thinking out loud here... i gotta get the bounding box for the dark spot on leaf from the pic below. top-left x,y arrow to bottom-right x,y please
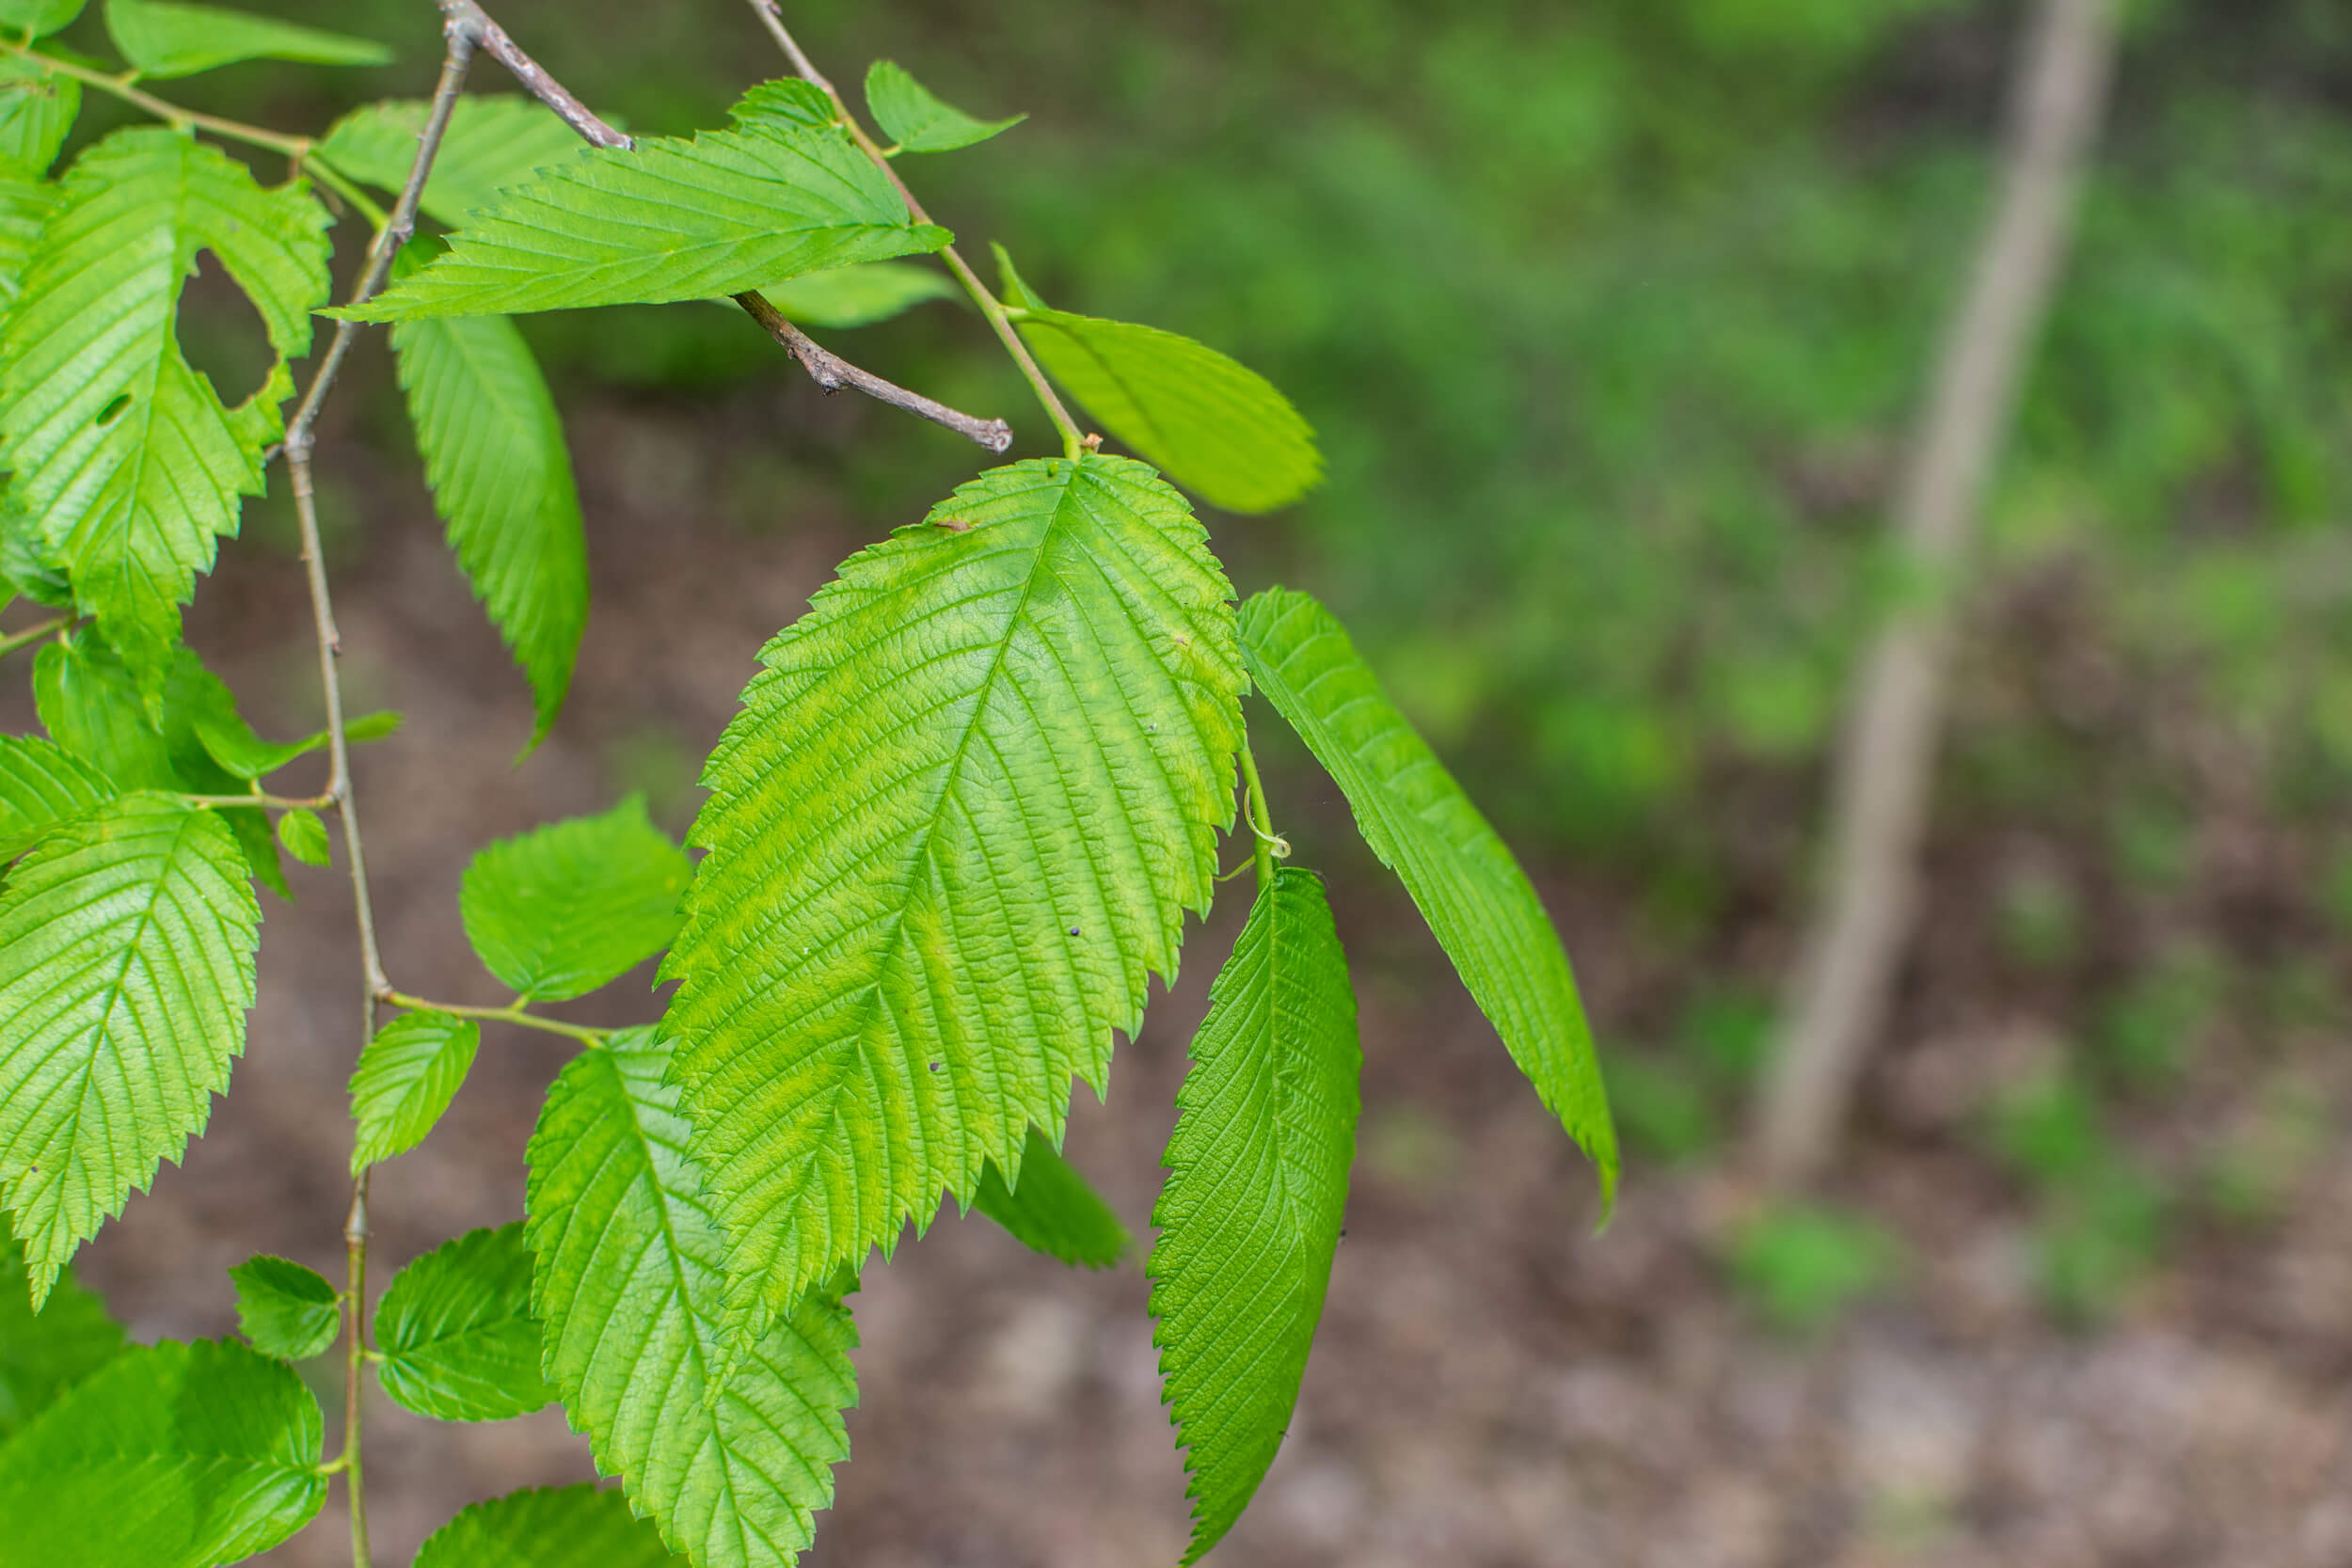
1069,927 -> 1081,937
96,393 -> 131,426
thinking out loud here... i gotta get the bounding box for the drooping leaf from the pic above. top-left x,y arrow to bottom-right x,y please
0,732 -> 116,860
0,1232 -> 125,1441
227,1255 -> 338,1360
0,795 -> 259,1307
346,1010 -> 478,1172
317,96 -> 595,229
187,695 -> 400,782
0,1338 -> 326,1566
33,630 -> 177,790
0,127 -> 330,697
373,1223 -> 553,1422
527,1029 -> 859,1568
342,95 -> 950,322
666,452 -> 1244,1310
0,0 -> 85,40
995,247 -> 1320,515
0,55 -> 76,174
863,59 -> 1024,153
275,807 -> 329,866
461,798 -> 689,1002
390,273 -> 586,745
103,0 -> 390,79
1151,866 -> 1360,1562
758,261 -> 957,328
413,1485 -> 687,1568
1238,589 -> 1617,1199
972,1129 -> 1130,1269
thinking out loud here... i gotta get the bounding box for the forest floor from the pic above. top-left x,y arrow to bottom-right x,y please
32,379 -> 2352,1568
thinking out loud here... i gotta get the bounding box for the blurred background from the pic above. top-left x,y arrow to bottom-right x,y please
15,0 -> 2352,1562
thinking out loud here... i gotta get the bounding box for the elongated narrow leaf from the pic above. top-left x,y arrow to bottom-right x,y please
0,733 -> 115,860
103,0 -> 390,78
414,1485 -> 686,1568
0,127 -> 329,696
666,453 -> 1245,1310
1239,589 -> 1617,1197
462,799 -> 689,1001
374,1223 -> 552,1421
528,1030 -> 859,1568
1152,866 -> 1359,1562
346,1010 -> 478,1171
0,0 -> 84,39
996,248 -> 1319,515
0,55 -> 76,174
317,97 -> 592,228
227,1255 -> 338,1360
973,1130 -> 1130,1268
0,1233 -> 125,1441
0,1338 -> 326,1566
190,702 -> 399,781
863,59 -> 1023,153
392,293 -> 586,743
0,795 -> 259,1307
759,261 -> 956,328
344,96 -> 950,322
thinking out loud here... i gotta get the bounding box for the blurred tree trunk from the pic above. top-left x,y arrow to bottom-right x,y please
1754,0 -> 2121,1189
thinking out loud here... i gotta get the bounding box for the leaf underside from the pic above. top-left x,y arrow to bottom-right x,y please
664,452 -> 1246,1313
758,261 -> 957,329
227,1254 -> 339,1361
345,1010 -> 480,1171
1151,866 -> 1361,1563
863,59 -> 1025,154
971,1129 -> 1132,1269
413,1484 -> 687,1568
373,1223 -> 554,1422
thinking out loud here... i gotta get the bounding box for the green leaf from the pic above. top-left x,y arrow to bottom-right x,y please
227,1255 -> 338,1360
33,630 -> 177,790
730,79 -> 834,134
863,59 -> 1024,153
1238,589 -> 1618,1200
0,166 -> 53,312
0,1338 -> 326,1566
0,1231 -> 125,1441
666,452 -> 1245,1310
391,288 -> 586,745
103,0 -> 390,78
0,127 -> 330,698
346,1010 -> 478,1172
187,697 -> 400,781
1151,866 -> 1360,1563
342,98 -> 951,322
460,799 -> 689,1002
757,261 -> 957,328
0,733 -> 116,861
972,1129 -> 1130,1268
414,1485 -> 687,1568
0,55 -> 77,174
317,97 -> 595,229
275,806 -> 329,866
995,247 -> 1319,515
0,795 -> 259,1307
0,0 -> 85,38
527,1029 -> 859,1568
374,1222 -> 552,1422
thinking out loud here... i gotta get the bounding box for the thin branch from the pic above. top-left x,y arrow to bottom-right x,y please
438,0 -> 633,150
744,0 -> 1085,458
379,989 -> 617,1046
1237,739 -> 1279,894
0,614 -> 69,660
735,292 -> 1012,452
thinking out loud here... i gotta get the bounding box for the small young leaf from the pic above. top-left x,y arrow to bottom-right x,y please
373,1223 -> 553,1422
318,97 -> 595,229
347,1011 -> 479,1172
863,59 -> 1024,153
0,1232 -> 125,1441
730,78 -> 835,134
995,248 -> 1321,515
103,0 -> 391,79
972,1130 -> 1131,1268
461,798 -> 690,1001
667,453 -> 1245,1313
342,96 -> 950,322
1239,589 -> 1618,1200
0,1338 -> 326,1566
0,733 -> 116,861
413,1485 -> 686,1568
527,1029 -> 859,1568
390,274 -> 586,746
1152,866 -> 1360,1562
0,55 -> 77,174
274,807 -> 330,867
228,1255 -> 339,1360
0,0 -> 84,38
758,261 -> 957,328
0,795 -> 260,1307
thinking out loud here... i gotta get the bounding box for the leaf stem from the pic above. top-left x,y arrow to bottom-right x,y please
1237,738 -> 1279,893
377,989 -> 616,1046
0,614 -> 70,660
179,790 -> 334,811
2,40 -> 307,156
742,0 -> 1088,460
